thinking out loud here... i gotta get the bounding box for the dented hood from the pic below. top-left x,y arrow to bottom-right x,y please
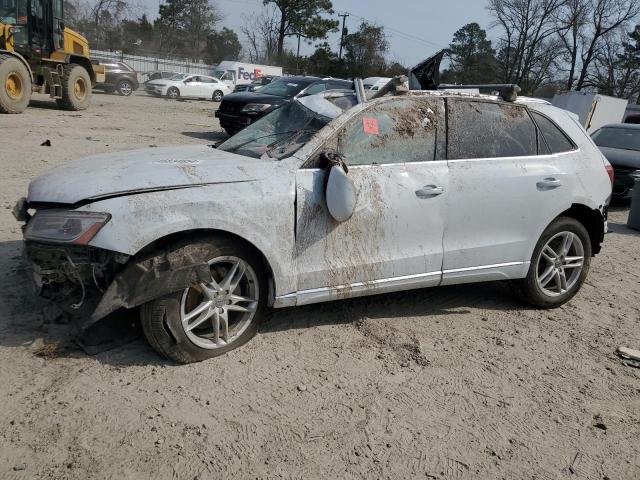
28,145 -> 271,205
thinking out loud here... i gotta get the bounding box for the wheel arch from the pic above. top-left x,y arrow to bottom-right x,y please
135,228 -> 277,296
0,50 -> 33,81
85,228 -> 280,335
69,55 -> 95,82
557,203 -> 605,255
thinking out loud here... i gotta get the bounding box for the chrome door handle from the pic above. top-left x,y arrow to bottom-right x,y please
415,185 -> 444,198
537,177 -> 562,189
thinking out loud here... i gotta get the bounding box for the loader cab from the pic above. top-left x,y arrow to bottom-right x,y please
2,0 -> 65,59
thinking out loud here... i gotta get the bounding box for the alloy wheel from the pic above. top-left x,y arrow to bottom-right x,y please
180,256 -> 259,349
536,231 -> 585,297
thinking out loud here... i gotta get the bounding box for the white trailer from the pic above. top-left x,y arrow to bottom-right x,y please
213,61 -> 283,89
552,91 -> 628,133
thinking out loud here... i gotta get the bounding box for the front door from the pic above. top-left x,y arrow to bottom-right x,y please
441,98 -> 574,284
294,97 -> 449,304
182,76 -> 201,97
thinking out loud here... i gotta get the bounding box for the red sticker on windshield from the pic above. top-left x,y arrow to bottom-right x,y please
363,117 -> 379,135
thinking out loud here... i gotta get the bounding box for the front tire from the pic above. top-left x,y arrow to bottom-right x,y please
212,90 -> 224,102
514,216 -> 591,308
166,87 -> 180,99
0,54 -> 32,114
140,237 -> 267,363
56,63 -> 92,110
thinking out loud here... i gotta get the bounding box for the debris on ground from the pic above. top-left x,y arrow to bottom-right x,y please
39,139 -> 51,147
616,346 -> 640,368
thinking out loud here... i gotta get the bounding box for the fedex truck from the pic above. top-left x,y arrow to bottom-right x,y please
213,61 -> 283,89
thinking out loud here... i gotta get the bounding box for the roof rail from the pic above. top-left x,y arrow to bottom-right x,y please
438,84 -> 521,102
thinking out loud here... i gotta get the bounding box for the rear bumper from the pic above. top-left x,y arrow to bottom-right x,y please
613,170 -> 639,198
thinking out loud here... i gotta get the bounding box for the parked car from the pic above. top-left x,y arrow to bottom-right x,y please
92,59 -> 140,96
363,77 -> 392,92
215,76 -> 353,135
233,75 -> 279,93
625,113 -> 640,124
591,124 -> 640,198
142,71 -> 179,84
15,84 -> 612,363
145,73 -> 232,101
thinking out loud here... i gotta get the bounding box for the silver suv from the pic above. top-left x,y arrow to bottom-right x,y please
15,87 -> 612,363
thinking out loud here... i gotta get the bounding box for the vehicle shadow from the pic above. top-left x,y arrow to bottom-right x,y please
608,221 -> 640,237
181,131 -> 228,142
261,281 -> 521,336
0,238 -> 523,367
27,98 -> 63,110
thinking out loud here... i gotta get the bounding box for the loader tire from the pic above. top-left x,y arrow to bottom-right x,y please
0,54 -> 31,114
56,63 -> 92,111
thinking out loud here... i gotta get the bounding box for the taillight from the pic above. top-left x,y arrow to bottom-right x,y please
605,164 -> 614,186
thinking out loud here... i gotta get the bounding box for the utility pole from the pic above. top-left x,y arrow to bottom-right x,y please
296,33 -> 301,74
338,13 -> 349,61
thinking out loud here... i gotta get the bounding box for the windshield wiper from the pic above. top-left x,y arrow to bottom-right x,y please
223,130 -> 304,153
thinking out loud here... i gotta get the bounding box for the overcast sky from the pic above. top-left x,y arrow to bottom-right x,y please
140,0 -> 493,66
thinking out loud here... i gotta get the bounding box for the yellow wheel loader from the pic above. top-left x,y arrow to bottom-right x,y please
0,0 -> 104,113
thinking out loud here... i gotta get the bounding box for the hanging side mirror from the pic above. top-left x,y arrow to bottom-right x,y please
323,153 -> 356,222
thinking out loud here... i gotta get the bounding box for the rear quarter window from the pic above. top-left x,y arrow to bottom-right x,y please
447,100 -> 537,159
531,111 -> 576,153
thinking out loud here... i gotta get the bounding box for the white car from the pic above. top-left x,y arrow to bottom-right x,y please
16,84 -> 612,363
363,76 -> 392,92
145,73 -> 232,101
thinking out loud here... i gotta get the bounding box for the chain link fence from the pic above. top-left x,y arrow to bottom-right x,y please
90,50 -> 217,76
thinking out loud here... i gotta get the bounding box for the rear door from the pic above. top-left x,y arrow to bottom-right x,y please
294,97 -> 448,302
441,98 -> 574,284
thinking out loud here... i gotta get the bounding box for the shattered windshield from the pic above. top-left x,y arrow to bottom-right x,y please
217,101 -> 331,160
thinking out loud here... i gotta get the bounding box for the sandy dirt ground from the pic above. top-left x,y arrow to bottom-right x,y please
0,91 -> 639,480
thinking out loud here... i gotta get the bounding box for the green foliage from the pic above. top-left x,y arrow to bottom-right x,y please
157,0 -> 221,59
263,0 -> 338,60
342,21 -> 388,77
205,27 -> 243,64
444,23 -> 497,84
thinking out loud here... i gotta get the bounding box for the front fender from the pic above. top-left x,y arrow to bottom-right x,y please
77,181 -> 296,298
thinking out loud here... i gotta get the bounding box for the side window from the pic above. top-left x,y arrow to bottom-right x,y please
304,83 -> 327,95
338,98 -> 444,166
447,100 -> 537,159
200,77 -> 214,83
532,111 -> 576,154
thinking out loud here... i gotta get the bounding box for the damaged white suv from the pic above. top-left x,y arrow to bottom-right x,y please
15,84 -> 612,363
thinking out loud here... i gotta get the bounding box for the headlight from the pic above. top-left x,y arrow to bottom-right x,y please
241,103 -> 272,114
24,210 -> 111,245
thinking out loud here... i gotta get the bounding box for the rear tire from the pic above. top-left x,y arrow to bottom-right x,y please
513,216 -> 591,308
212,90 -> 223,102
116,79 -> 133,96
167,87 -> 180,99
0,54 -> 31,114
56,63 -> 91,111
140,237 -> 267,363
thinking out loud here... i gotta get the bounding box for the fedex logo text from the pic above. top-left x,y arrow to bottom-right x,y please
238,67 -> 262,81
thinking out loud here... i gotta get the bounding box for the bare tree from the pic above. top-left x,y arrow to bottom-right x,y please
241,6 -> 279,63
556,0 -> 590,89
589,28 -> 640,100
488,0 -> 569,93
572,0 -> 640,90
